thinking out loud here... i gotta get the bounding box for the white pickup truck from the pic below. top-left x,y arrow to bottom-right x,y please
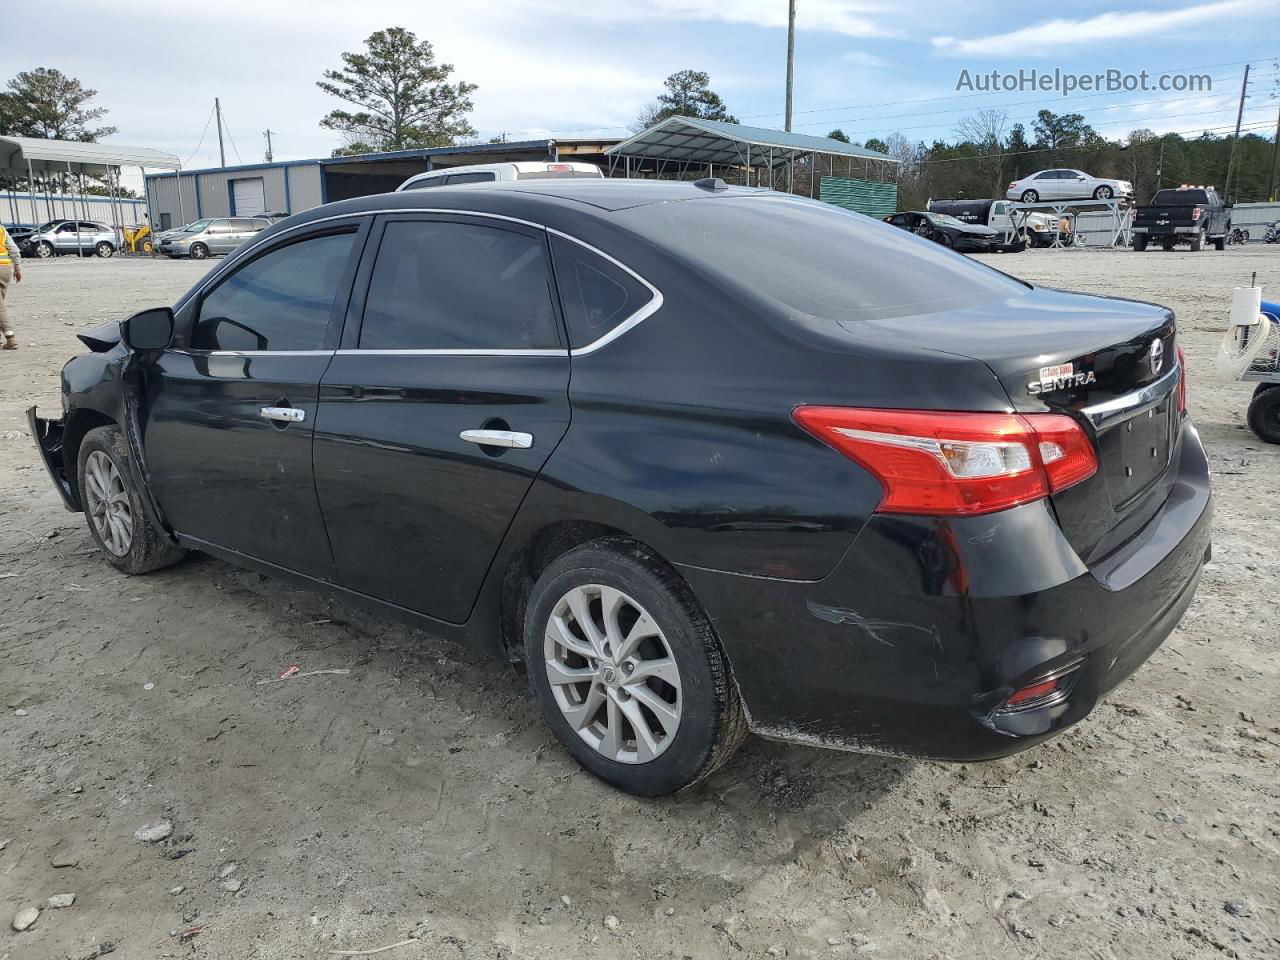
927,198 -> 1056,248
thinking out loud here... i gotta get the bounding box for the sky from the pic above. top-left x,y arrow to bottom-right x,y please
10,0 -> 1280,191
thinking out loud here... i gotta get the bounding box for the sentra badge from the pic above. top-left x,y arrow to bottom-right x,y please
1027,362 -> 1096,396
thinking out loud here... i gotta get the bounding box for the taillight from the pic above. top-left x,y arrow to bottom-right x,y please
1176,345 -> 1187,413
1192,207 -> 1201,221
792,407 -> 1097,516
547,163 -> 572,172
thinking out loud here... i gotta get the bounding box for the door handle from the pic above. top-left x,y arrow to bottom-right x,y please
460,429 -> 533,449
260,406 -> 306,423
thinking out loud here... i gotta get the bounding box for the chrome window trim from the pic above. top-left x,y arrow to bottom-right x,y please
1081,362 -> 1180,429
174,207 -> 665,358
334,348 -> 565,358
169,349 -> 334,358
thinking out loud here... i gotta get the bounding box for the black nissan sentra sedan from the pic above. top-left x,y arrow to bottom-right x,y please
29,179 -> 1212,796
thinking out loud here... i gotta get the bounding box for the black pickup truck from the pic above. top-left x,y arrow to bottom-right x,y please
1131,187 -> 1230,251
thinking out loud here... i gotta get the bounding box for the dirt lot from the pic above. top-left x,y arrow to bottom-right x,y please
1,249 -> 1277,960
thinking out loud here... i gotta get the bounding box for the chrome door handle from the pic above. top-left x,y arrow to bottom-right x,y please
460,429 -> 533,449
260,406 -> 306,423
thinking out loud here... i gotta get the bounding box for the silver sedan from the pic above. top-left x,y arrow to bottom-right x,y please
1006,169 -> 1133,203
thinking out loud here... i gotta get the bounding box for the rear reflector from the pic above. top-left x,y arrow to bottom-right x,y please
792,407 -> 1097,516
1176,345 -> 1187,413
1005,678 -> 1059,706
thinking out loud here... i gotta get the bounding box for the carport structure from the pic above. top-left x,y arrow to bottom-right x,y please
604,116 -> 899,197
1,135 -> 181,251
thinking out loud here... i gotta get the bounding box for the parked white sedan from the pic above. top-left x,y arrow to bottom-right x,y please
1007,169 -> 1132,203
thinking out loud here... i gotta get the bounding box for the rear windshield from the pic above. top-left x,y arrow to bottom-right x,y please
1151,189 -> 1208,205
621,195 -> 1027,322
516,170 -> 603,180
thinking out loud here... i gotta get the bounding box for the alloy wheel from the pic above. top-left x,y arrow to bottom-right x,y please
543,584 -> 682,764
84,450 -> 133,557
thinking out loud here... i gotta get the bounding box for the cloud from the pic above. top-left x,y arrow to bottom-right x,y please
930,0 -> 1263,55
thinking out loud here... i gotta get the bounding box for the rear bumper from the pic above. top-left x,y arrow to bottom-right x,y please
28,407 -> 79,512
678,421 -> 1212,761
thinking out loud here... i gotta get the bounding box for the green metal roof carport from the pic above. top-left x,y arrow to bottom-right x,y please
604,116 -> 899,197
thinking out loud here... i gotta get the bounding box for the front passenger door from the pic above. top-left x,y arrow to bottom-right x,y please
313,214 -> 572,622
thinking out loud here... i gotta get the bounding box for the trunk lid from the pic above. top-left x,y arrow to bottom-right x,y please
844,286 -> 1179,564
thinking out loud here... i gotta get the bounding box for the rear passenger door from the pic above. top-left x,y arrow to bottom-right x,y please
312,213 -> 571,623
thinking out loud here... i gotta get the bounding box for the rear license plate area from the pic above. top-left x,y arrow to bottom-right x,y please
1100,397 -> 1174,505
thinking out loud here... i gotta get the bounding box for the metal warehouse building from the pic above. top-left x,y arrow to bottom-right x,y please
143,138 -> 619,231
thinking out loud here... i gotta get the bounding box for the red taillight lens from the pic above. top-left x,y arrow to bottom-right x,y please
1176,345 -> 1187,413
1191,207 -> 1201,221
792,407 -> 1097,516
547,163 -> 572,172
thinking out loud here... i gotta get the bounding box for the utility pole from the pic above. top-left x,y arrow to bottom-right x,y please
1156,137 -> 1165,190
1223,64 -> 1249,200
215,97 -> 227,168
264,129 -> 274,163
1269,103 -> 1280,201
784,0 -> 796,132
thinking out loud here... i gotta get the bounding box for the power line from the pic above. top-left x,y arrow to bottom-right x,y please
182,105 -> 217,167
219,106 -> 244,164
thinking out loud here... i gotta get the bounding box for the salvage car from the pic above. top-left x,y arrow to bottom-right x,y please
1007,169 -> 1133,203
29,179 -> 1212,795
926,198 -> 1056,247
883,210 -> 1024,252
22,219 -> 118,258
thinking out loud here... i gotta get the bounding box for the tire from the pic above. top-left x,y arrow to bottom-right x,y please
938,233 -> 954,248
1133,234 -> 1148,252
1190,230 -> 1204,252
35,241 -> 54,259
95,241 -> 114,258
76,425 -> 187,575
189,243 -> 209,260
141,240 -> 154,253
1094,185 -> 1114,200
1246,385 -> 1280,445
1020,190 -> 1038,203
525,540 -> 746,796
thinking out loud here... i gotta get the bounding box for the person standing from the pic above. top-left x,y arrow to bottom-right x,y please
0,222 -> 21,349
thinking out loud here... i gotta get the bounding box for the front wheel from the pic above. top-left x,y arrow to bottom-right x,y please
1094,185 -> 1114,200
76,425 -> 187,575
95,241 -> 114,258
525,541 -> 746,796
1020,190 -> 1039,203
34,241 -> 54,259
189,243 -> 209,260
1247,385 -> 1280,444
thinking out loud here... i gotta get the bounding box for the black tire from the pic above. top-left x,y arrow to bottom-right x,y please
525,539 -> 746,796
76,425 -> 187,575
189,243 -> 209,260
35,241 -> 54,259
95,241 -> 114,258
1247,385 -> 1280,444
1020,190 -> 1038,203
1213,236 -> 1226,251
1094,185 -> 1113,200
1133,234 -> 1148,252
1190,229 -> 1204,252
938,233 -> 954,248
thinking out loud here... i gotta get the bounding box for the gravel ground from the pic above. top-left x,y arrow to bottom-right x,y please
0,249 -> 1277,960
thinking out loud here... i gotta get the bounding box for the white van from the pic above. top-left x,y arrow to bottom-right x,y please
396,161 -> 602,192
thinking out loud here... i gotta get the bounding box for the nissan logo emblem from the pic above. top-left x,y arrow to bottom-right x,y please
1149,339 -> 1164,376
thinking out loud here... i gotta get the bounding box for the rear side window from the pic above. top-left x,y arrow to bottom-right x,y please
360,220 -> 559,350
621,195 -> 1027,323
549,235 -> 654,349
191,232 -> 355,351
404,176 -> 445,190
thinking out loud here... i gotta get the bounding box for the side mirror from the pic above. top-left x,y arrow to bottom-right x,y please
120,307 -> 174,352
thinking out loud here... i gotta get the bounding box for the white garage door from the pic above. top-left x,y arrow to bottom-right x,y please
231,177 -> 266,216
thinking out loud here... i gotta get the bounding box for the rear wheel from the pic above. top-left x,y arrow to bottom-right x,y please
1190,229 -> 1205,252
525,540 -> 746,795
189,243 -> 209,260
1247,385 -> 1280,444
1020,190 -> 1039,203
77,425 -> 187,575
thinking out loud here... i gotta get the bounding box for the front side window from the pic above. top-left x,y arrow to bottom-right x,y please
360,220 -> 559,351
549,235 -> 653,350
191,232 -> 355,351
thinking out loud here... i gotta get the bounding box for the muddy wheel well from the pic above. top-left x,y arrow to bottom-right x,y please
62,409 -> 117,508
499,520 -> 647,663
